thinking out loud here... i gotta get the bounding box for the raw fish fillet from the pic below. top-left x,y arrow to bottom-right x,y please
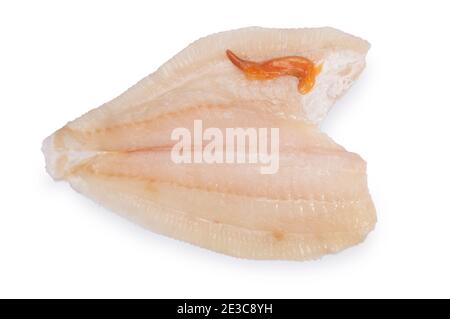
43,27 -> 376,260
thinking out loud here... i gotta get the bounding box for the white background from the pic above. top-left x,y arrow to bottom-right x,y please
1,0 -> 449,298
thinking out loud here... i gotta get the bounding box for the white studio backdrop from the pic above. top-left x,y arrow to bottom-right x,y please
0,1 -> 449,298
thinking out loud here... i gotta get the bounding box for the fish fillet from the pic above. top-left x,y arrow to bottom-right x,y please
42,27 -> 376,260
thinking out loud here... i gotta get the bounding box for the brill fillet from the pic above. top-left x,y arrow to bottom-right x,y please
42,27 -> 376,260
